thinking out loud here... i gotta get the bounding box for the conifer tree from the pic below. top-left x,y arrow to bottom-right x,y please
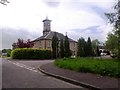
77,37 -> 86,57
64,35 -> 71,57
77,39 -> 81,57
52,32 -> 58,58
96,45 -> 100,56
86,37 -> 93,56
60,39 -> 64,58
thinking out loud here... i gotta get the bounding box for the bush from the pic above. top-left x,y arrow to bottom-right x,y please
7,49 -> 12,57
54,58 -> 120,78
11,48 -> 52,59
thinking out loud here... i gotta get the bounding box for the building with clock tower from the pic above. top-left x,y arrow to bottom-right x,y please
32,17 -> 77,56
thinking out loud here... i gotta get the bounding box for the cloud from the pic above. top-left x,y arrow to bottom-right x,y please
42,0 -> 60,7
1,28 -> 40,49
0,30 -> 2,50
0,0 -> 115,49
87,6 -> 108,21
59,0 -> 115,24
67,25 -> 109,42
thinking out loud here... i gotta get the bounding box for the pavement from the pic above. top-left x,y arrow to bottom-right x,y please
38,62 -> 120,90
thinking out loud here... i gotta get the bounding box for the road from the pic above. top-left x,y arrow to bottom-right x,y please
2,58 -> 84,89
0,58 -> 2,89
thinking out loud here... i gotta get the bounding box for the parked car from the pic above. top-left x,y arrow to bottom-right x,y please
100,52 -> 107,56
100,49 -> 110,56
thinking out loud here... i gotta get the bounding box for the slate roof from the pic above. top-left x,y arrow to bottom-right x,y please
33,31 -> 76,42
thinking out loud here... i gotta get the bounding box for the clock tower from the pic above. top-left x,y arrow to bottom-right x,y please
42,16 -> 51,36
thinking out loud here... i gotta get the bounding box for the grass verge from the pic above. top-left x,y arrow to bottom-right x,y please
54,58 -> 120,78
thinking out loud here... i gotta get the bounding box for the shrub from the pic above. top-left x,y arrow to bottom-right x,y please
11,48 -> 52,59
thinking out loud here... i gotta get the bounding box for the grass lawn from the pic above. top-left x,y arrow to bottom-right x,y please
54,58 -> 120,78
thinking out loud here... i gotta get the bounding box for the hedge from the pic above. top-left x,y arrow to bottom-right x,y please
11,48 -> 52,59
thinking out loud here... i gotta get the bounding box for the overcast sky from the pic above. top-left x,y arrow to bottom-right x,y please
0,0 -> 115,49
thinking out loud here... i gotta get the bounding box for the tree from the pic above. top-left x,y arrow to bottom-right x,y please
105,0 -> 120,58
60,39 -> 64,58
12,42 -> 17,49
77,39 -> 81,57
25,39 -> 34,48
105,33 -> 118,51
96,45 -> 100,56
86,37 -> 93,56
52,32 -> 58,58
2,49 -> 12,57
2,49 -> 7,53
64,35 -> 71,57
92,39 -> 100,56
77,37 -> 86,57
12,38 -> 34,49
17,38 -> 24,48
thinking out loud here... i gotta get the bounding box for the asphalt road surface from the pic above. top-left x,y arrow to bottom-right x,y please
2,58 -> 84,89
0,58 -> 2,89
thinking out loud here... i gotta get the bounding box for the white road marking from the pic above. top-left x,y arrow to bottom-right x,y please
8,60 -> 38,73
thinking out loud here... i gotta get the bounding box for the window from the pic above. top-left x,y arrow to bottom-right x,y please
47,41 -> 51,48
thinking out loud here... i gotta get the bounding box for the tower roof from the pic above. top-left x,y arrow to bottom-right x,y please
42,17 -> 51,22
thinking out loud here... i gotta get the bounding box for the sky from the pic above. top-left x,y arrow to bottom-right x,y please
0,0 -> 115,49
